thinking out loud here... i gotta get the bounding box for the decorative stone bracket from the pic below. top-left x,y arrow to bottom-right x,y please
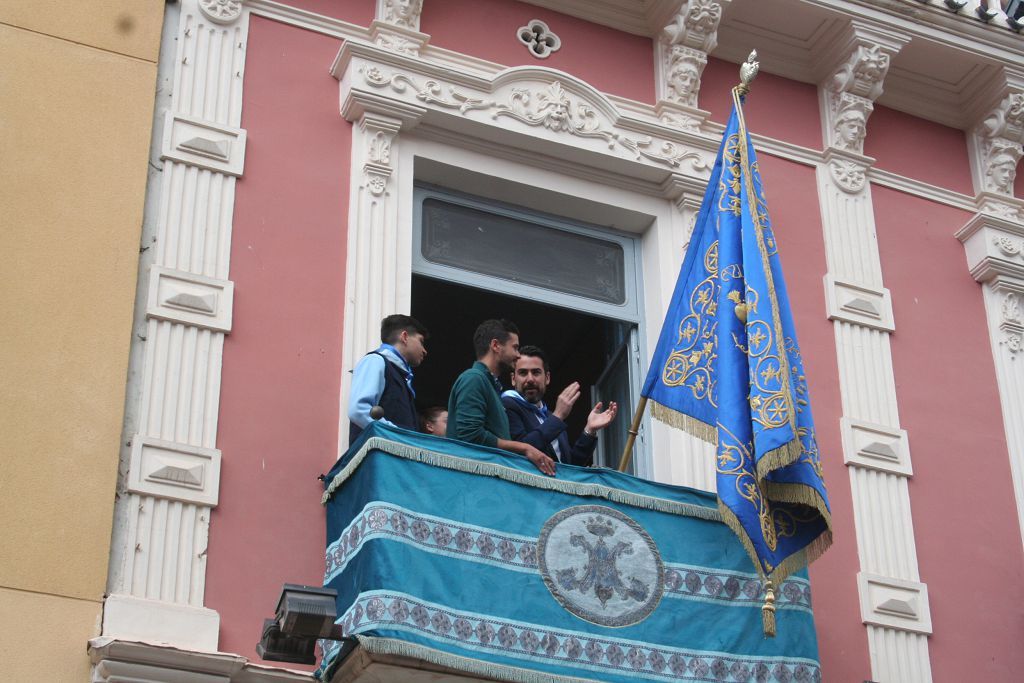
968,82 -> 1024,197
818,23 -> 910,155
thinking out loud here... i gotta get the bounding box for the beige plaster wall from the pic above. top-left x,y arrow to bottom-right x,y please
0,2 -> 164,679
0,587 -> 100,682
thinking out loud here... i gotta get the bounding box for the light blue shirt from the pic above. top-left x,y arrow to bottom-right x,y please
348,344 -> 414,429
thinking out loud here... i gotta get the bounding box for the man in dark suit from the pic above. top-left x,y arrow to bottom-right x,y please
501,345 -> 618,467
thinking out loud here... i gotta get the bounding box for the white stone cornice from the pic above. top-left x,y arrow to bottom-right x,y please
956,212 -> 1024,283
89,637 -> 313,682
867,167 -> 975,211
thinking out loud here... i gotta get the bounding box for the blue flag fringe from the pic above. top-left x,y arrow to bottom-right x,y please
641,88 -> 832,606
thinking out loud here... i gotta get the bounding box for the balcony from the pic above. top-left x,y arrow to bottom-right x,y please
317,424 -> 820,683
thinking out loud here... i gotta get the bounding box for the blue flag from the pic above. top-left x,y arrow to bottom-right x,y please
641,89 -> 832,624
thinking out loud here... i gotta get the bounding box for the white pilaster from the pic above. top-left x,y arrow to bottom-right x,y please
815,22 -> 933,682
104,0 -> 249,650
960,75 -> 1024,550
336,87 -> 425,449
957,206 -> 1024,551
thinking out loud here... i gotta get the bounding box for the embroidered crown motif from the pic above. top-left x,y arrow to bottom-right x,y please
585,516 -> 615,537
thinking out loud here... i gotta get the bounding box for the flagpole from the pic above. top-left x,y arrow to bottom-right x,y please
616,396 -> 647,472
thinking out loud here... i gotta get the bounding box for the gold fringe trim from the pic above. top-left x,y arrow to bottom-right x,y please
718,498 -> 833,612
765,481 -> 834,531
754,437 -> 804,481
354,635 -> 599,683
322,437 -> 722,523
650,401 -> 717,445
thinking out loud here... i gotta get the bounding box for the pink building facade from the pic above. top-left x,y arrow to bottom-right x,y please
91,1 -> 1024,682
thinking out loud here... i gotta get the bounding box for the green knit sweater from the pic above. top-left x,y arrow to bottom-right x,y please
446,361 -> 510,448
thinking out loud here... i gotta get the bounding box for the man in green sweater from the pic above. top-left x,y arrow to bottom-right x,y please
447,319 -> 557,476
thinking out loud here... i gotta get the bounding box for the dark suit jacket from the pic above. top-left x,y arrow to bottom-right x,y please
502,394 -> 597,466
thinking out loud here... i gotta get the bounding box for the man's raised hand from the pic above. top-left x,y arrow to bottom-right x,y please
586,401 -> 619,433
553,381 -> 581,420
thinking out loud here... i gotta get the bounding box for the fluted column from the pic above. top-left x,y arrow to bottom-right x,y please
958,74 -> 1024,552
815,22 -> 934,683
103,0 -> 249,650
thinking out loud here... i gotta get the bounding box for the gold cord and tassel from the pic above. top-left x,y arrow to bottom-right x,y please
761,579 -> 776,638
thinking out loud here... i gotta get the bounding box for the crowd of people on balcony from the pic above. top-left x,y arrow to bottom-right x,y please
347,315 -> 618,475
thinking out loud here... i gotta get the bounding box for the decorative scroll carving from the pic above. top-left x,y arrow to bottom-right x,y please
378,0 -> 423,30
375,32 -> 418,56
198,0 -> 244,24
1003,291 -> 1022,325
994,234 -> 1024,259
493,82 -> 615,145
359,67 -> 709,173
517,20 -> 561,59
829,158 -> 867,193
618,136 -> 706,169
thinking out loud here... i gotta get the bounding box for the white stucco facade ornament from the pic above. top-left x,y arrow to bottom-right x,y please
378,0 -> 423,30
355,64 -> 711,173
970,88 -> 1024,196
656,0 -> 726,110
517,20 -> 561,59
829,93 -> 872,154
821,25 -> 908,155
198,0 -> 244,24
663,0 -> 723,52
829,157 -> 867,193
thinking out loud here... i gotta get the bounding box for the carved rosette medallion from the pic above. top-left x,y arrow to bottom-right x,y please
829,158 -> 867,193
994,235 -> 1024,259
198,0 -> 244,24
537,505 -> 665,627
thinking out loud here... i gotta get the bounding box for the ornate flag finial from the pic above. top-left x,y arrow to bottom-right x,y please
737,50 -> 760,96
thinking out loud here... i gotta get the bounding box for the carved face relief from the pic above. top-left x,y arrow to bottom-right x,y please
834,109 -> 867,152
383,0 -> 423,28
853,48 -> 889,89
667,57 -> 701,103
986,152 -> 1018,195
1006,93 -> 1024,129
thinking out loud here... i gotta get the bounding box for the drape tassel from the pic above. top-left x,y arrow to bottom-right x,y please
762,579 -> 776,638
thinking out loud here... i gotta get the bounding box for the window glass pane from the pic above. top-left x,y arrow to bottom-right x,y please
421,198 -> 626,305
